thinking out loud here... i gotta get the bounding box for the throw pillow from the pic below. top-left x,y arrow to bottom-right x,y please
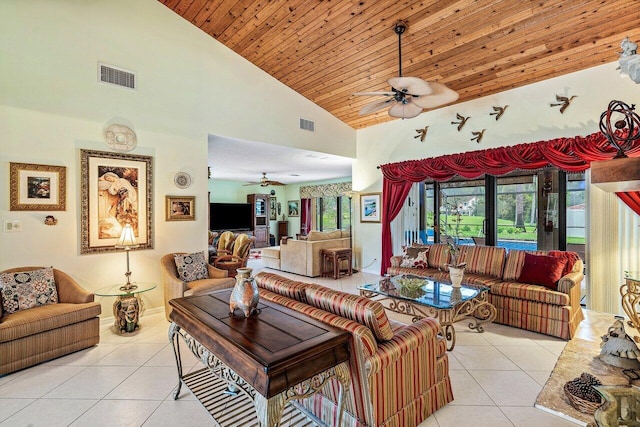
517,253 -> 568,290
174,252 -> 209,282
548,250 -> 580,276
400,248 -> 429,269
0,267 -> 58,314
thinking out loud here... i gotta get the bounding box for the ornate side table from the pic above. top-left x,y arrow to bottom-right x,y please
95,282 -> 156,334
595,385 -> 640,427
620,272 -> 640,342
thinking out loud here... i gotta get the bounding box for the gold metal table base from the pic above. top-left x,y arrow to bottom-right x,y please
169,323 -> 350,427
360,289 -> 497,351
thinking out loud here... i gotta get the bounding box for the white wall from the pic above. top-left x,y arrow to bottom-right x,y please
0,0 -> 355,316
354,62 -> 640,274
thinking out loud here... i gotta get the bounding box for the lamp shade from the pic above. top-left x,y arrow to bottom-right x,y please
115,223 -> 139,249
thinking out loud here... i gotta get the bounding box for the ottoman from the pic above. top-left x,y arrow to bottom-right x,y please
261,246 -> 281,270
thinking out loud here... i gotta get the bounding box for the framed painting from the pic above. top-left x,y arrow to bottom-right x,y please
9,162 -> 66,211
288,200 -> 300,217
360,193 -> 381,223
166,195 -> 195,221
80,149 -> 153,254
269,197 -> 277,220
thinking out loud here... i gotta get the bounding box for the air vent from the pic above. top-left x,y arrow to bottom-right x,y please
299,117 -> 315,132
98,62 -> 136,90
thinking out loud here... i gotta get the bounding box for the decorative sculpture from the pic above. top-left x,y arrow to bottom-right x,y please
451,113 -> 470,131
550,95 -> 577,114
471,129 -> 485,143
599,319 -> 640,369
619,37 -> 640,83
414,126 -> 429,142
490,105 -> 508,120
598,100 -> 640,158
229,268 -> 259,318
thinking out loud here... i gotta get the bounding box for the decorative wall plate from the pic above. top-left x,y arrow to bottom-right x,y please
174,172 -> 192,189
104,124 -> 137,152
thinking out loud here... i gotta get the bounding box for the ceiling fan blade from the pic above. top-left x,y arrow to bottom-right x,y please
265,180 -> 285,186
359,98 -> 396,115
412,82 -> 459,109
388,76 -> 433,96
388,101 -> 423,119
353,91 -> 395,96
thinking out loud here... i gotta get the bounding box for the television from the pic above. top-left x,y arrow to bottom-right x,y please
209,202 -> 252,231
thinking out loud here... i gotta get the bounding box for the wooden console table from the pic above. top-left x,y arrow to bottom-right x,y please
169,290 -> 351,427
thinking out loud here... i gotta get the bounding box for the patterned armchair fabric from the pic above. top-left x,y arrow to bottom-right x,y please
254,272 -> 453,427
213,233 -> 256,277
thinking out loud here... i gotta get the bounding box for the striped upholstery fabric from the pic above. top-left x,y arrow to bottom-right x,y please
502,249 -> 547,281
305,286 -> 395,341
255,274 -> 453,426
458,245 -> 506,277
427,243 -> 450,269
455,273 -> 500,287
489,293 -> 571,321
386,266 -> 449,283
254,271 -> 316,303
490,281 -> 570,306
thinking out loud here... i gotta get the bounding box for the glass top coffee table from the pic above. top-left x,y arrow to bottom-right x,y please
359,274 -> 496,350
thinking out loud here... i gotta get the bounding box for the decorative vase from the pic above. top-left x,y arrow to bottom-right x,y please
448,266 -> 465,288
229,268 -> 259,318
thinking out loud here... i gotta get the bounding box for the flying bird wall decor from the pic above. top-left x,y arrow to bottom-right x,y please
414,126 -> 429,142
471,129 -> 486,143
490,105 -> 508,120
550,95 -> 577,114
451,113 -> 470,131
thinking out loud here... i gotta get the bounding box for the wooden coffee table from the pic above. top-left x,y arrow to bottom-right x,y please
359,274 -> 496,350
169,290 -> 351,427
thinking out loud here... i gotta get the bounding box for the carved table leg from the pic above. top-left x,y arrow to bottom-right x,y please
334,362 -> 351,426
168,322 -> 183,400
254,393 -> 287,427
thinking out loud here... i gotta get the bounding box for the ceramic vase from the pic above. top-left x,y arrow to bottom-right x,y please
229,267 -> 259,317
449,266 -> 465,288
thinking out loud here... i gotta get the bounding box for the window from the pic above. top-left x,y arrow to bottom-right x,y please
315,196 -> 351,231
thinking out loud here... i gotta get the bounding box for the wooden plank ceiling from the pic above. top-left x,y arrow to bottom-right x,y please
159,0 -> 640,130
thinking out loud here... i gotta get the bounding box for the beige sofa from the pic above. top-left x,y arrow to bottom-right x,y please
0,267 -> 101,375
278,230 -> 350,277
388,243 -> 584,340
255,272 -> 453,426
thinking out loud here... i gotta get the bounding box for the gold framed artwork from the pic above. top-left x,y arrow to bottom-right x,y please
287,200 -> 300,217
166,196 -> 195,221
9,162 -> 66,211
80,149 -> 153,254
360,192 -> 381,223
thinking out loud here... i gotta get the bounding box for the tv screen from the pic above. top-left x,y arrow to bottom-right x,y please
209,202 -> 252,231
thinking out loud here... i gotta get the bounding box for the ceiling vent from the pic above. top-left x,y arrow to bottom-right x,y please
299,117 -> 315,132
98,62 -> 136,90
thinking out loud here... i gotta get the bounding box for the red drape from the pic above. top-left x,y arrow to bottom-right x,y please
379,131 -> 640,275
300,198 -> 312,236
617,192 -> 640,216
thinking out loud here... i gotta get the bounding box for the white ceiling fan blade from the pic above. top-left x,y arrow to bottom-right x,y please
353,91 -> 395,96
388,76 -> 433,96
412,82 -> 459,109
388,101 -> 423,119
360,98 -> 395,115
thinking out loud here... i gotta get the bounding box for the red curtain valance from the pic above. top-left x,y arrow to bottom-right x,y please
379,131 -> 640,275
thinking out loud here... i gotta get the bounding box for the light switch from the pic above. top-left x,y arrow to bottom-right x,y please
4,220 -> 22,232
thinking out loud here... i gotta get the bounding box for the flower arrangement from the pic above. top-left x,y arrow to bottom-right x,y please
438,192 -> 467,269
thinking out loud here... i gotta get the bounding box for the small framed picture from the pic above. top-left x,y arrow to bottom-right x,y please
287,200 -> 300,217
10,162 -> 66,211
166,196 -> 195,221
269,197 -> 277,220
360,193 -> 381,223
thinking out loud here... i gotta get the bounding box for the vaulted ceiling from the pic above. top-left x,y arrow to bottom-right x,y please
160,0 -> 640,130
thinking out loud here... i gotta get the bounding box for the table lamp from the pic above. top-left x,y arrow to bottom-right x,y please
115,223 -> 140,291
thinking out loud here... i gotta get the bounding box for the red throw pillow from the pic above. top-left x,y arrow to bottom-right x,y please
548,250 -> 580,276
517,253 -> 568,290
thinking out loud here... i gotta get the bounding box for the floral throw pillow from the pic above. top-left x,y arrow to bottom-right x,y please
0,267 -> 59,314
174,252 -> 209,282
400,248 -> 429,269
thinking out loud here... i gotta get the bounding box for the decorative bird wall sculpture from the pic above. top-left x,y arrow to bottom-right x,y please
550,95 -> 577,114
490,105 -> 508,120
414,126 -> 429,142
451,113 -> 470,131
471,129 -> 486,143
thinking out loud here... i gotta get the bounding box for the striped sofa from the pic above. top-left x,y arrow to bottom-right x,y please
255,272 -> 453,427
388,244 -> 584,340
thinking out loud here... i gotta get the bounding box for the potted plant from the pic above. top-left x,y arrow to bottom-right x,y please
438,193 -> 467,287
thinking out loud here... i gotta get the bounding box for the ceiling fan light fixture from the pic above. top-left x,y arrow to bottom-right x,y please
389,101 -> 423,119
388,77 -> 433,96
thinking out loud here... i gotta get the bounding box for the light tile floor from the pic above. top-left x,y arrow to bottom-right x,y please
0,259 -> 614,426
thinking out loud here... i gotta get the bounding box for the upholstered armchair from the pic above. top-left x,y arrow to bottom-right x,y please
216,231 -> 236,256
160,253 -> 236,321
213,233 -> 256,278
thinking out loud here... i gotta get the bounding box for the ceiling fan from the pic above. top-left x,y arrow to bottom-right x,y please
244,172 -> 285,187
355,21 -> 459,119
